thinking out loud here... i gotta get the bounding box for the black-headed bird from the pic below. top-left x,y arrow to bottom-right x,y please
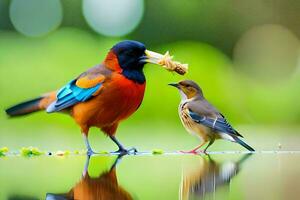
169,80 -> 254,153
5,40 -> 187,155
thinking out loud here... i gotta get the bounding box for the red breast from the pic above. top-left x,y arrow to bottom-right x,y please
71,52 -> 146,132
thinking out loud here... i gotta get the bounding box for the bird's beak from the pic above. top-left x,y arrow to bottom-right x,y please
168,83 -> 180,88
143,50 -> 165,64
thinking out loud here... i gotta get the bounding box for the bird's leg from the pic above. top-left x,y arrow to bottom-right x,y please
180,141 -> 207,154
109,135 -> 137,155
203,138 -> 215,154
82,133 -> 95,155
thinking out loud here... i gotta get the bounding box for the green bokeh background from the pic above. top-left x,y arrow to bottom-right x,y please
1,1 -> 300,199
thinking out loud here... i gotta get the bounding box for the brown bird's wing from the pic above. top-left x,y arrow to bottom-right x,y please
187,99 -> 221,118
187,100 -> 243,138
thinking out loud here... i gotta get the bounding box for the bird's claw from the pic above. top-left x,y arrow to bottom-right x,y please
111,147 -> 138,155
126,147 -> 138,154
87,149 -> 95,156
179,149 -> 207,155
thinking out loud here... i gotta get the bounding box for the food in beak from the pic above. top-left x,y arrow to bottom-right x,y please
145,50 -> 188,75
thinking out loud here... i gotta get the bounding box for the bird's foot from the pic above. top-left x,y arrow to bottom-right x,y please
86,148 -> 95,156
179,149 -> 206,155
111,147 -> 138,155
179,150 -> 198,154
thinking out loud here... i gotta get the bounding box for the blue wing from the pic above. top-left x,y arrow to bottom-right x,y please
189,110 -> 243,137
46,80 -> 102,113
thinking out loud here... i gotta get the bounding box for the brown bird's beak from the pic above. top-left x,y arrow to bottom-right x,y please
168,83 -> 180,88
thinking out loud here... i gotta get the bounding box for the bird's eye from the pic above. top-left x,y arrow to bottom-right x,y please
187,86 -> 194,90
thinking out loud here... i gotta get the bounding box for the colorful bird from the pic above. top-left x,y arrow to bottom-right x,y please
5,40 -> 183,155
169,80 -> 255,153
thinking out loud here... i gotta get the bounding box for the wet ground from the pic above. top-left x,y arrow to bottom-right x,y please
1,151 -> 300,200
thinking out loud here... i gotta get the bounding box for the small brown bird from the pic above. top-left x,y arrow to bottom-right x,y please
169,80 -> 254,153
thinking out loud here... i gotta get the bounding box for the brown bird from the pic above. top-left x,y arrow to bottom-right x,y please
169,80 -> 254,153
46,155 -> 132,200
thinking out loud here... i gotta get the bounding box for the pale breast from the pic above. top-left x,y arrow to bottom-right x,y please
179,102 -> 211,141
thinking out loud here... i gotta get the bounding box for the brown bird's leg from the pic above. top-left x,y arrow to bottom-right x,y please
109,135 -> 138,155
180,141 -> 207,154
203,138 -> 215,154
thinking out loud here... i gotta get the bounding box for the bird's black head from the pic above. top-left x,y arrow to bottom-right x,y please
111,40 -> 147,83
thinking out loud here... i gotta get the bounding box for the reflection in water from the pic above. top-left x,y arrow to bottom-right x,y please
180,154 -> 252,200
46,155 -> 132,200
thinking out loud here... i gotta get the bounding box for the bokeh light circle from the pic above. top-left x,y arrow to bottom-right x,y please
10,0 -> 63,37
233,24 -> 300,83
83,0 -> 144,37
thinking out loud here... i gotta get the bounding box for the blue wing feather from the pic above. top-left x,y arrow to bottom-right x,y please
189,110 -> 243,137
46,80 -> 102,113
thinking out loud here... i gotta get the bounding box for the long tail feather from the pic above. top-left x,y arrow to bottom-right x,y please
5,97 -> 43,117
234,137 -> 255,152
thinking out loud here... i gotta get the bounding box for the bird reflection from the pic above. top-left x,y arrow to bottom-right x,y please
180,154 -> 252,200
46,155 -> 132,200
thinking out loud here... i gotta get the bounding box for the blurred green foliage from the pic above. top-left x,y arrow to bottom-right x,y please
0,1 -> 299,199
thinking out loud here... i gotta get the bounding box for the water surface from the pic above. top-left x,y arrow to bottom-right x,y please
1,152 -> 300,200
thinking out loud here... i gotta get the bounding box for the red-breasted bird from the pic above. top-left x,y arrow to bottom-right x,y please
169,80 -> 254,153
5,40 -> 178,155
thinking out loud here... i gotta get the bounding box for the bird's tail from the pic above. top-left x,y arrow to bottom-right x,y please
5,92 -> 56,117
234,136 -> 255,152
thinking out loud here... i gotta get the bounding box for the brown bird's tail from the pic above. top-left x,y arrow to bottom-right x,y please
234,136 -> 255,152
5,92 -> 56,117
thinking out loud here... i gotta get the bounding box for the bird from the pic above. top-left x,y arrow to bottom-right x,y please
169,80 -> 255,153
46,155 -> 132,200
5,40 -> 177,155
180,154 -> 252,200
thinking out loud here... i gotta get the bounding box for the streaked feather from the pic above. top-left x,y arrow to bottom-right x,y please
188,110 -> 243,138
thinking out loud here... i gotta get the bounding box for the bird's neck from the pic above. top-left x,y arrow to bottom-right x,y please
122,69 -> 145,84
180,94 -> 203,104
104,51 -> 122,72
104,51 -> 145,84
